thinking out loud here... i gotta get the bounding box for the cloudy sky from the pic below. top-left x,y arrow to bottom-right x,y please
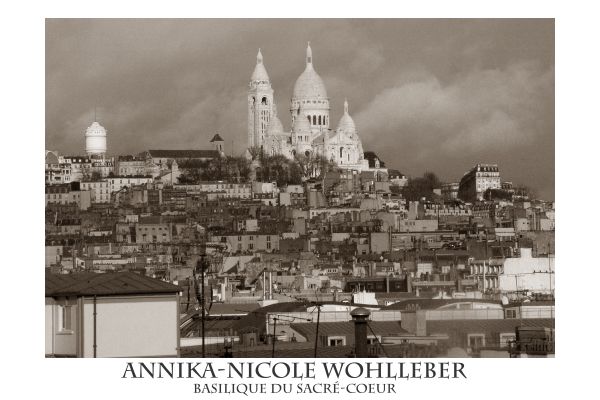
46,19 -> 554,199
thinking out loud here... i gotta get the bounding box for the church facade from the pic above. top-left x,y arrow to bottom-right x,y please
247,43 -> 369,171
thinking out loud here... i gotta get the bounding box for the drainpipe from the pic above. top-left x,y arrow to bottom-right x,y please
93,295 -> 97,358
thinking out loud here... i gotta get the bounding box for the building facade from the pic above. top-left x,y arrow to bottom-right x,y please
458,164 -> 501,203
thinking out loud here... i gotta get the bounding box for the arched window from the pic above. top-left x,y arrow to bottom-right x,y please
313,115 -> 317,125
318,115 -> 322,125
261,97 -> 267,105
340,147 -> 343,158
305,150 -> 310,157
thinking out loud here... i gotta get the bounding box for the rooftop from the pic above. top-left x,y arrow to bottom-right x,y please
45,270 -> 181,297
291,320 -> 407,340
382,298 -> 502,311
147,149 -> 220,159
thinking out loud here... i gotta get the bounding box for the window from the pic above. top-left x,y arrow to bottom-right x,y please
328,336 -> 346,347
505,309 -> 517,319
499,333 -> 516,348
467,334 -> 485,350
366,336 -> 381,345
58,305 -> 73,332
249,243 -> 254,250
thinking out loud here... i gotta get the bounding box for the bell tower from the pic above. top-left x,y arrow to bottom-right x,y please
248,49 -> 274,150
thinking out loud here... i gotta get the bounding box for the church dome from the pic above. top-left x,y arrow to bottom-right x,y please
292,43 -> 328,100
250,49 -> 270,82
337,99 -> 356,135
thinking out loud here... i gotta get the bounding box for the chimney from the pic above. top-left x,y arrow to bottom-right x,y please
416,310 -> 427,336
350,307 -> 371,357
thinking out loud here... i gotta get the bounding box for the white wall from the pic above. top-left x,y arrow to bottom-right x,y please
45,299 -> 54,355
499,248 -> 555,293
82,295 -> 178,357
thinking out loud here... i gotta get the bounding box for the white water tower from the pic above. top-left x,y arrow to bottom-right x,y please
85,121 -> 107,158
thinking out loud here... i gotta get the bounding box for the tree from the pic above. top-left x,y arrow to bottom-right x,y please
177,156 -> 253,184
402,171 -> 442,202
247,146 -> 263,161
90,170 -> 103,182
294,153 -> 336,180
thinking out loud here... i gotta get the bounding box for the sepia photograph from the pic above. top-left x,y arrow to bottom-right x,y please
44,18 -> 555,359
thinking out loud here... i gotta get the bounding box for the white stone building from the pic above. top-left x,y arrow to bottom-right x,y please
247,43 -> 369,171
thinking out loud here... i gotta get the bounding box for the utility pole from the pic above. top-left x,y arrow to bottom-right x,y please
313,303 -> 321,358
201,256 -> 206,358
483,228 -> 488,295
194,255 -> 208,358
271,317 -> 278,358
548,242 -> 553,300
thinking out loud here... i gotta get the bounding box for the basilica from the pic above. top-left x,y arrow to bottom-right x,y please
247,43 -> 370,171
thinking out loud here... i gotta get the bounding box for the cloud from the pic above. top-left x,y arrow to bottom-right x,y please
354,61 -> 554,197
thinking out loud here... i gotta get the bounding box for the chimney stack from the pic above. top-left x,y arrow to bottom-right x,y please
350,307 -> 371,357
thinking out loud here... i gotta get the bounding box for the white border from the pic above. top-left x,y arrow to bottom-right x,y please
3,0 -> 598,398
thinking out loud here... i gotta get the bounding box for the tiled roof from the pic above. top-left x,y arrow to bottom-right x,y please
147,150 -> 220,159
45,271 -> 181,297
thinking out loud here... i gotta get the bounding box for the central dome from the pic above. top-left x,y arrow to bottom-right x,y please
293,65 -> 328,100
292,43 -> 328,100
